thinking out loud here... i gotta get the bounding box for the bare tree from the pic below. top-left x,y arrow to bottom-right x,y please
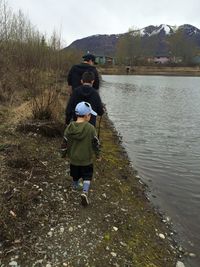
168,29 -> 197,64
0,0 -> 81,113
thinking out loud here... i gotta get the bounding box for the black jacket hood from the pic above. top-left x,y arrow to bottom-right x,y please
77,84 -> 94,97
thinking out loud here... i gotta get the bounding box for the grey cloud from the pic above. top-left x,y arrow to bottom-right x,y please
8,0 -> 200,45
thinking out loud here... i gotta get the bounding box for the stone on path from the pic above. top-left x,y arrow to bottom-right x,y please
176,261 -> 185,267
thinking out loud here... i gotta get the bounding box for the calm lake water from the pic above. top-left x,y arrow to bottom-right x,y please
100,75 -> 200,267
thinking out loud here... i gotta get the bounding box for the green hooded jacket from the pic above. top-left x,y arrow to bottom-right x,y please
64,121 -> 100,166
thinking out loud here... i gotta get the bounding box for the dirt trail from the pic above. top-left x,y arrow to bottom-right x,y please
0,103 -> 178,267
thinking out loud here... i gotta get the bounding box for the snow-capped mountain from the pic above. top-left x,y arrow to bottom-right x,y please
179,24 -> 200,36
132,24 -> 174,37
66,24 -> 200,56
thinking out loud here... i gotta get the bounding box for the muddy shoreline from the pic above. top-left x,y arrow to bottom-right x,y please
0,103 -> 182,266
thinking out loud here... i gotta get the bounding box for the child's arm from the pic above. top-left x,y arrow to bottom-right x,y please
60,136 -> 68,158
65,92 -> 76,125
92,134 -> 101,159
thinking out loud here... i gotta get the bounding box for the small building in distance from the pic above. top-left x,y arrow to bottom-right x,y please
95,55 -> 115,65
154,54 -> 170,64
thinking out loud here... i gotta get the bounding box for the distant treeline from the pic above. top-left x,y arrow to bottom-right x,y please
115,28 -> 200,66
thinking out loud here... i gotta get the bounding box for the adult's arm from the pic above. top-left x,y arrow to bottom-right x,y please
67,67 -> 73,86
93,68 -> 100,90
95,93 -> 104,116
65,92 -> 76,125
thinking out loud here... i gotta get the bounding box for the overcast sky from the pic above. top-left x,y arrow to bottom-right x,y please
8,0 -> 200,46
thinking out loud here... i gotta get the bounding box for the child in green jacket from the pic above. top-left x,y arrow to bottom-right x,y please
61,101 -> 100,206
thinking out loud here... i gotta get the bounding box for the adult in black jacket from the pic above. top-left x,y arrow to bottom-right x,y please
65,72 -> 104,126
67,53 -> 100,95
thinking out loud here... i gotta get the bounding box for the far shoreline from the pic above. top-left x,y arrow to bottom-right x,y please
99,65 -> 200,76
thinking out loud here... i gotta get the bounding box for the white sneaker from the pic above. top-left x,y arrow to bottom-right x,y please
81,193 -> 89,206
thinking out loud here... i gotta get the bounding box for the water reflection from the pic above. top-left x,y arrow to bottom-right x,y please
101,75 -> 200,267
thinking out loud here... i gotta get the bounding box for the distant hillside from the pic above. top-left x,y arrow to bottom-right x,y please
65,24 -> 200,56
66,34 -> 122,56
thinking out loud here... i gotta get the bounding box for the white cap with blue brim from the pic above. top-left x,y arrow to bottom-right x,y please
75,101 -> 97,116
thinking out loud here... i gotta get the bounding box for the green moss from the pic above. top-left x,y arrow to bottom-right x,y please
93,118 -> 177,266
104,233 -> 111,241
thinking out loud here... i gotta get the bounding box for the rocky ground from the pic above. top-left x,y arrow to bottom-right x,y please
0,101 -> 181,267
